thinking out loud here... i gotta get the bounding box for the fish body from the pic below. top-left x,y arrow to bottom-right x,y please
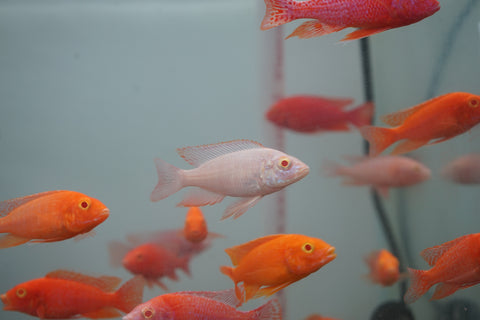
404,233 -> 480,304
305,314 -> 341,320
442,154 -> 480,184
1,270 -> 144,319
220,234 -> 336,304
324,155 -> 431,197
360,92 -> 480,156
365,249 -> 400,286
122,289 -> 281,320
150,140 -> 309,220
261,0 -> 440,41
265,95 -> 373,133
0,190 -> 109,248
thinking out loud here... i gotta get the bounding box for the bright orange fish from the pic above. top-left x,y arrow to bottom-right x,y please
1,270 -> 144,319
360,92 -> 480,156
365,249 -> 400,286
182,207 -> 223,244
305,314 -> 342,320
404,233 -> 480,304
220,234 -> 336,304
0,190 -> 109,248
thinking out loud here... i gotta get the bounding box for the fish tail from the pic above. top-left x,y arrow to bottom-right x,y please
261,0 -> 295,30
220,266 -> 244,303
404,268 -> 432,304
113,276 -> 145,313
348,101 -> 374,128
179,255 -> 192,277
150,158 -> 183,202
359,125 -> 396,157
250,299 -> 282,320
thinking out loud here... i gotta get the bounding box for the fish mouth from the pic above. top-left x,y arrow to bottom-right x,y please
1,293 -> 11,310
94,208 -> 110,222
324,247 -> 337,263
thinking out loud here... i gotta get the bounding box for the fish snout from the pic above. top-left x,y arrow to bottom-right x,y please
325,246 -> 337,263
1,293 -> 10,309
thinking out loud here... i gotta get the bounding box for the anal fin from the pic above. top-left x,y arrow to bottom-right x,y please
341,27 -> 391,41
177,188 -> 225,207
0,234 -> 30,249
286,20 -> 345,39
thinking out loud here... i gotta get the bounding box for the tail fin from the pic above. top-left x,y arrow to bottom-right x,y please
220,266 -> 244,304
359,125 -> 396,157
150,158 -> 183,202
348,101 -> 374,128
114,276 -> 145,313
250,299 -> 282,320
261,0 -> 294,30
403,268 -> 431,304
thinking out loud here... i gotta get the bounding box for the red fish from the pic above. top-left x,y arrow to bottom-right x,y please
360,92 -> 480,157
182,207 -> 223,243
305,314 -> 341,320
1,270 -> 144,319
404,233 -> 480,304
260,0 -> 440,41
265,95 -> 373,133
0,190 -> 109,248
122,289 -> 281,320
365,249 -> 400,286
220,234 -> 336,304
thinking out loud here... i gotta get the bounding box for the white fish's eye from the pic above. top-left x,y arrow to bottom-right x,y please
142,306 -> 155,319
277,157 -> 292,170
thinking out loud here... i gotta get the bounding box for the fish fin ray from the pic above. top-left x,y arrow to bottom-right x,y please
150,158 -> 183,202
114,276 -> 145,313
252,299 -> 282,320
420,234 -> 471,266
431,283 -> 461,300
253,280 -> 296,299
46,270 -> 122,292
341,27 -> 391,41
221,196 -> 262,220
224,234 -> 284,265
391,139 -> 429,155
404,268 -> 431,304
359,126 -> 396,157
381,95 -> 449,126
0,190 -> 65,217
244,283 -> 262,302
348,101 -> 374,127
286,20 -> 344,39
261,0 -> 295,30
177,188 -> 225,207
0,234 -> 30,248
176,139 -> 264,167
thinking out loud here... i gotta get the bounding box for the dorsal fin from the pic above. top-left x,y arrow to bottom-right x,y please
381,95 -> 447,127
176,139 -> 264,167
0,190 -> 65,217
225,234 -> 284,266
45,270 -> 122,292
420,234 -> 472,266
175,288 -> 239,307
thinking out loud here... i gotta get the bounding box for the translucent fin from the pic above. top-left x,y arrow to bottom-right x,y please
390,139 -> 429,155
114,276 -> 145,313
286,20 -> 344,39
0,190 -> 64,217
420,234 -> 471,266
46,270 -> 122,292
150,158 -> 183,202
0,234 -> 30,249
252,280 -> 296,299
177,187 -> 225,207
176,139 -> 264,167
244,283 -> 262,302
403,268 -> 431,304
348,101 -> 374,127
224,234 -> 284,266
108,241 -> 131,268
221,196 -> 262,220
431,283 -> 461,300
250,299 -> 282,320
341,27 -> 391,41
359,126 -> 396,157
260,0 -> 295,30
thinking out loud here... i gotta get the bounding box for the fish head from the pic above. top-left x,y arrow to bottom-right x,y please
262,151 -> 310,191
123,298 -> 170,320
183,207 -> 208,243
284,235 -> 336,276
376,250 -> 400,286
459,94 -> 480,126
393,159 -> 431,185
123,244 -> 175,277
64,194 -> 110,234
391,0 -> 440,23
1,284 -> 39,315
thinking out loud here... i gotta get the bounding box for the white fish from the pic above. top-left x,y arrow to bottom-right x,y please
150,139 -> 309,219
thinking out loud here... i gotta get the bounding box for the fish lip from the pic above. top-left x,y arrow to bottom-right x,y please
325,247 -> 337,262
1,293 -> 10,310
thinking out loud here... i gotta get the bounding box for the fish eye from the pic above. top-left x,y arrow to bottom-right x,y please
78,198 -> 91,210
469,98 -> 479,108
278,157 -> 292,170
302,242 -> 314,253
16,288 -> 27,298
142,306 -> 155,319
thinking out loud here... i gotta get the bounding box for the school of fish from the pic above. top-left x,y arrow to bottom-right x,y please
3,1 -> 480,319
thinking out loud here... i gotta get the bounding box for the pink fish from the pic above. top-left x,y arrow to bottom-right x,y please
122,289 -> 281,320
261,0 -> 440,41
265,95 -> 373,133
441,154 -> 480,185
150,139 -> 309,220
323,155 -> 431,197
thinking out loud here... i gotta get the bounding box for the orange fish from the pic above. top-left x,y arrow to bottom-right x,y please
220,234 -> 336,304
360,92 -> 480,157
365,249 -> 400,286
0,190 -> 109,248
1,270 -> 144,319
404,233 -> 480,304
305,314 -> 341,320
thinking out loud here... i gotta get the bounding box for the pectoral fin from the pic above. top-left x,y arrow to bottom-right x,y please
0,234 -> 30,249
221,196 -> 262,220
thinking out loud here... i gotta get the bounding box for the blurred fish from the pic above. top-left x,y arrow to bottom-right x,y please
265,95 -> 373,133
122,289 -> 281,320
220,234 -> 336,304
305,314 -> 341,320
360,92 -> 480,156
404,233 -> 480,304
441,154 -> 480,184
150,139 -> 309,220
1,270 -> 144,319
260,0 -> 440,41
182,206 -> 223,243
120,243 -> 191,290
365,249 -> 400,286
323,155 -> 431,197
0,190 -> 109,248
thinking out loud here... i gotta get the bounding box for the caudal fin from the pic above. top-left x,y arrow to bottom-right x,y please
250,299 -> 282,320
403,268 -> 432,304
359,125 -> 396,157
150,158 -> 183,202
114,276 -> 145,313
348,101 -> 374,128
261,0 -> 295,30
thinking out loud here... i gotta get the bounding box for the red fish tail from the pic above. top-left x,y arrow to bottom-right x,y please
359,125 -> 396,157
249,299 -> 282,320
150,158 -> 183,202
348,101 -> 374,128
261,0 -> 295,30
114,276 -> 145,313
404,268 -> 432,304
